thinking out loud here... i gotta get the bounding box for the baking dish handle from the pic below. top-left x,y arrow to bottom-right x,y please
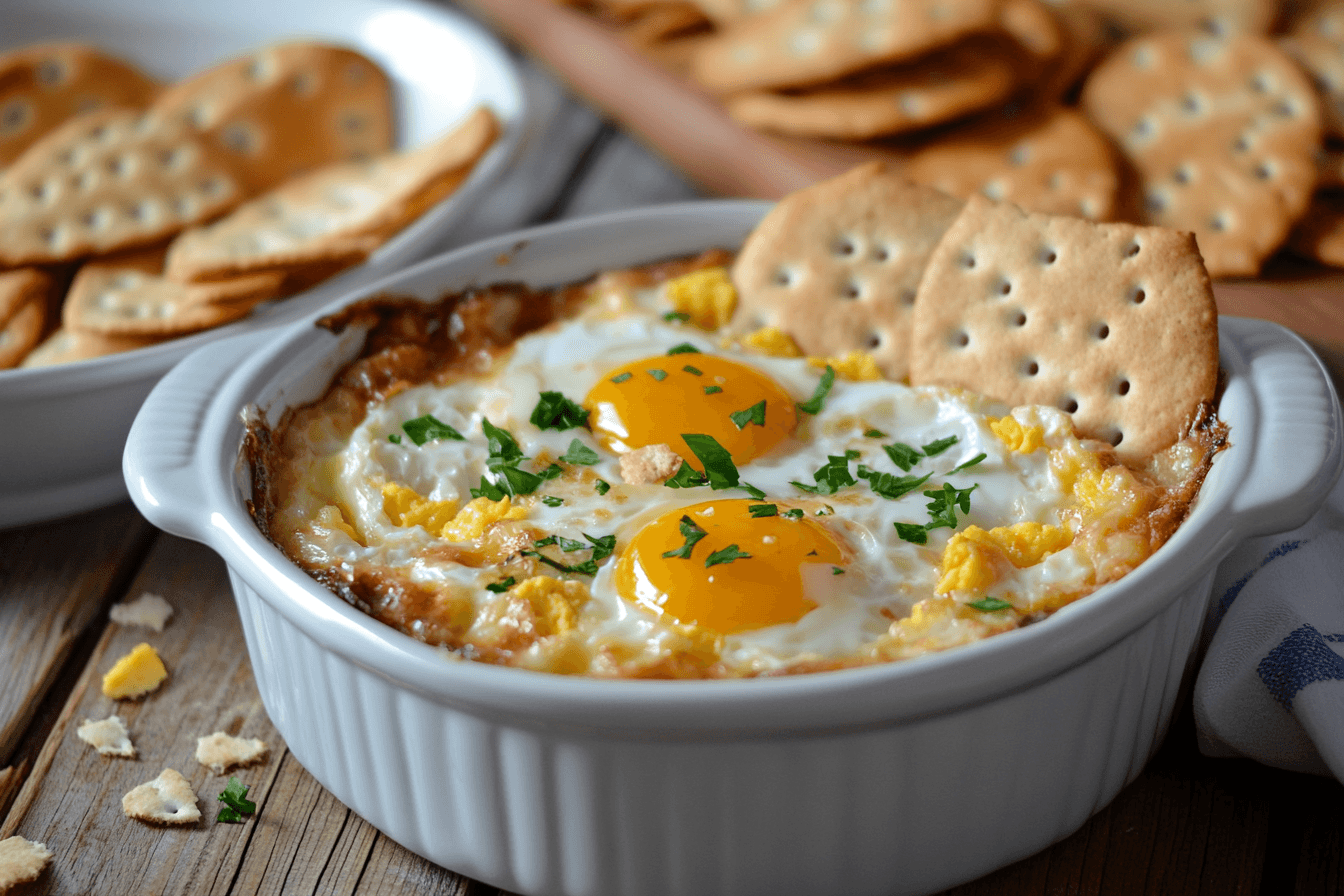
123,330 -> 268,542
1223,317 -> 1344,538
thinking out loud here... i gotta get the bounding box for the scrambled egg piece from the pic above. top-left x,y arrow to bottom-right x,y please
664,266 -> 736,329
1052,446 -> 1154,529
380,483 -> 527,542
102,643 -> 168,699
513,576 -> 590,637
989,416 -> 1045,454
808,350 -> 882,381
936,523 -> 1072,594
740,325 -> 803,357
442,495 -> 527,541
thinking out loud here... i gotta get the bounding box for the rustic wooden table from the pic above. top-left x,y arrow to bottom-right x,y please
3,15 -> 1344,896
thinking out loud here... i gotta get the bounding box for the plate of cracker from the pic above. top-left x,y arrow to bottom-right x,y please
0,0 -> 526,527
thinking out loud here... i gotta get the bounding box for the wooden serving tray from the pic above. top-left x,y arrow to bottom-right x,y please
457,0 -> 1344,384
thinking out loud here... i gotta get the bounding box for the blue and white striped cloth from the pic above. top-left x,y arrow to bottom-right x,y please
1195,472 -> 1344,780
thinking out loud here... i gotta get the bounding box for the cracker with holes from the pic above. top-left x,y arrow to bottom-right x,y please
0,42 -> 160,169
1281,2 -> 1344,141
164,106 -> 499,283
0,268 -> 54,369
1080,31 -> 1322,278
729,161 -> 963,381
0,106 -> 247,266
122,768 -> 201,825
905,105 -> 1119,221
64,246 -> 283,337
1071,0 -> 1277,37
688,0 -> 1008,94
723,39 -> 1022,140
151,42 -> 394,194
0,836 -> 52,891
910,194 -> 1218,464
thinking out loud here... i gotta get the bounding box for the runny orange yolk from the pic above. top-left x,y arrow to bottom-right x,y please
615,499 -> 847,634
584,354 -> 798,466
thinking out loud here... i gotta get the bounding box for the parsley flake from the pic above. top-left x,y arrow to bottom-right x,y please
883,442 -> 922,471
388,433 -> 402,444
797,365 -> 835,415
924,482 -> 978,531
585,533 -> 616,561
951,452 -> 988,473
561,439 -> 600,465
860,469 -> 932,500
530,391 -> 590,430
662,516 -> 707,559
663,311 -> 690,323
737,481 -> 766,499
611,372 -> 633,384
217,777 -> 256,823
703,384 -> 723,394
782,508 -> 805,519
668,342 -> 701,355
893,522 -> 929,544
665,461 -> 708,488
832,566 -> 845,575
683,365 -> 703,375
595,479 -> 611,495
486,577 -> 516,593
922,435 -> 959,457
523,550 -> 598,576
864,429 -> 887,439
730,400 -> 766,430
401,414 -> 465,445
748,503 -> 778,518
542,496 -> 564,507
705,544 -> 751,567
968,596 -> 1013,612
647,368 -> 669,381
792,454 -> 856,495
682,433 -> 740,490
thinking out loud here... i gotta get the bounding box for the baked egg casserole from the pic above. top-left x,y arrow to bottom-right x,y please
247,255 -> 1223,678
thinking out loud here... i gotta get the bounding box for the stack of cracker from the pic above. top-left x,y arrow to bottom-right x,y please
0,40 -> 500,370
564,0 -> 1344,280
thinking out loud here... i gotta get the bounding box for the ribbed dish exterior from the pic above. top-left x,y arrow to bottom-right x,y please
228,565 -> 1212,896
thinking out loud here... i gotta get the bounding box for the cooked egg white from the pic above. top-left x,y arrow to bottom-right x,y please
267,282 -> 1154,677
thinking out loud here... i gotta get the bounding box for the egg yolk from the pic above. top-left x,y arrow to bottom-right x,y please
584,354 -> 798,465
615,499 -> 847,634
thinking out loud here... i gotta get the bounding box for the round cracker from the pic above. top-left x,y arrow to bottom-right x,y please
909,194 -> 1219,464
729,161 -> 964,381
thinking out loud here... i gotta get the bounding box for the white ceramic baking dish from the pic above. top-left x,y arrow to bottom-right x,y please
124,202 -> 1344,896
0,0 -> 524,528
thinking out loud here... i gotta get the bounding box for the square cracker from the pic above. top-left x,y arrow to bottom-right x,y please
0,106 -> 247,266
729,161 -> 963,381
163,106 -> 499,283
909,194 -> 1219,464
0,269 -> 51,369
151,42 -> 395,194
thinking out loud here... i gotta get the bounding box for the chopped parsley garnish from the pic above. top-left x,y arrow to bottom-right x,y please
737,481 -> 766,499
782,508 -> 805,519
864,429 -> 887,439
883,442 -> 922,472
530,391 -> 590,430
682,434 -> 740,490
585,533 -> 616,561
470,477 -> 507,501
705,544 -> 751,567
665,461 -> 708,488
730,400 -> 766,429
797,364 -> 835,415
483,419 -> 524,465
922,435 -> 959,457
893,522 -> 929,544
832,566 -> 845,575
748,503 -> 778,518
968,596 -> 1013,612
401,414 -> 464,445
668,342 -> 701,355
858,468 -> 932,500
469,419 -> 549,498
542,496 -> 564,507
663,310 -> 690,323
561,439 -> 600,465
538,463 -> 565,481
523,550 -> 598,576
595,479 -> 611,495
924,482 -> 977,531
217,777 -> 256,823
703,385 -> 723,394
388,433 -> 402,444
611,372 -> 633,384
662,516 -> 708,559
532,535 -> 558,547
792,454 -> 856,496
950,452 -> 987,473
683,365 -> 703,375
486,577 -> 516,593
647,368 -> 668,381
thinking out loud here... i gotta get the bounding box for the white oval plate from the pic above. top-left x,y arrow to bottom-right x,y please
0,0 -> 525,528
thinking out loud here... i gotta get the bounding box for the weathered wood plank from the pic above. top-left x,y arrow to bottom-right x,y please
0,503 -> 155,767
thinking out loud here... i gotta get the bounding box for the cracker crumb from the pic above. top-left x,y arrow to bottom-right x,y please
619,443 -> 683,485
109,592 -> 174,631
122,768 -> 200,825
0,836 -> 52,890
196,732 -> 269,775
76,715 -> 136,758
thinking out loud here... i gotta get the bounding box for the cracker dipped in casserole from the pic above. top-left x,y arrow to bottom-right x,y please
246,164 -> 1227,679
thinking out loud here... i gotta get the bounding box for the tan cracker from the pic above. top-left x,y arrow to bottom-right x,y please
196,732 -> 270,774
20,327 -> 166,367
909,194 -> 1219,464
122,768 -> 201,825
729,161 -> 964,381
0,836 -> 52,890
